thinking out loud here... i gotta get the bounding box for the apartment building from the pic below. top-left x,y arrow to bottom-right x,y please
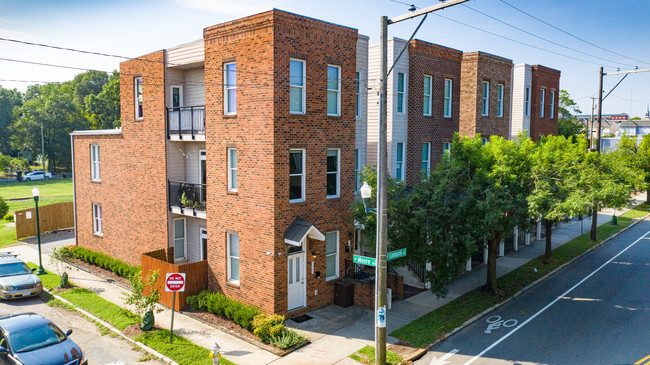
71,9 -> 369,316
510,64 -> 561,141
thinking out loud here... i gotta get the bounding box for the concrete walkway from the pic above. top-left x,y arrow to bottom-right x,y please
1,193 -> 644,365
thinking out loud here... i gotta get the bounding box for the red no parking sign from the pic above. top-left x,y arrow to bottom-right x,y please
165,273 -> 186,292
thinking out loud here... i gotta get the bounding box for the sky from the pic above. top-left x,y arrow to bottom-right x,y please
1,0 -> 649,117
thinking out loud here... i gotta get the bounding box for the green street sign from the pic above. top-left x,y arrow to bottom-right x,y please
353,255 -> 376,267
387,248 -> 407,261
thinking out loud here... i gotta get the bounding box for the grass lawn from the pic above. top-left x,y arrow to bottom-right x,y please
391,204 -> 650,348
349,345 -> 402,365
0,223 -> 15,249
0,178 -> 72,200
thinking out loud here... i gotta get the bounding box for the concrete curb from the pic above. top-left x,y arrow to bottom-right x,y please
422,211 -> 650,353
43,288 -> 179,365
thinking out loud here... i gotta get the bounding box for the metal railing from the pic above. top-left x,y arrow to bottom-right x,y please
168,181 -> 206,215
407,259 -> 427,283
166,106 -> 205,139
344,259 -> 373,282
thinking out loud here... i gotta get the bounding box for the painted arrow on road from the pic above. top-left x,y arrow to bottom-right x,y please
429,349 -> 459,365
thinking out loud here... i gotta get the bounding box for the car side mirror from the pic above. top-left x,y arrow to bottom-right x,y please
31,268 -> 36,273
65,329 -> 73,337
0,346 -> 7,354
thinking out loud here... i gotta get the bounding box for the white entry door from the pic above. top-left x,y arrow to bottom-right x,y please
287,252 -> 306,311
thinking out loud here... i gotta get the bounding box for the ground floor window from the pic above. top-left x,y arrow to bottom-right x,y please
228,233 -> 240,284
326,231 -> 338,280
173,218 -> 186,260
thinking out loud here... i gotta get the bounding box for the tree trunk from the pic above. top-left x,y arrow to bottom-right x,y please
485,231 -> 501,294
544,220 -> 553,263
590,206 -> 598,241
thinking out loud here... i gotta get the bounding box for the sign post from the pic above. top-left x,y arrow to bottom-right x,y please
165,273 -> 186,343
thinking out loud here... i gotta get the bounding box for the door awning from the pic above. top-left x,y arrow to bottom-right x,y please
284,216 -> 325,246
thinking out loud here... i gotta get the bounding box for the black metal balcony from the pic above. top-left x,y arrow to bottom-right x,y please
166,106 -> 206,139
168,180 -> 206,216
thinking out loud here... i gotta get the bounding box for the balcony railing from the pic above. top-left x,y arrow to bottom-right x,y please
166,106 -> 205,140
168,180 -> 206,216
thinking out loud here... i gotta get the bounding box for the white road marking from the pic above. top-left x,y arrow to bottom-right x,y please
464,228 -> 650,365
429,348 -> 459,365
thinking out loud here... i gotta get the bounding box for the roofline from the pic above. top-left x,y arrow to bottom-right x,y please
70,128 -> 122,136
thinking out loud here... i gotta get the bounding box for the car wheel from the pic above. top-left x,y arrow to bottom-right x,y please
25,178 -> 30,181
45,177 -> 50,180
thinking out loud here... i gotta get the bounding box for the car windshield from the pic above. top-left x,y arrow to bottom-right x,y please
0,263 -> 30,277
11,323 -> 67,353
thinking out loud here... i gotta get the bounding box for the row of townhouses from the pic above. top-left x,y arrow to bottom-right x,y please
70,10 -> 560,316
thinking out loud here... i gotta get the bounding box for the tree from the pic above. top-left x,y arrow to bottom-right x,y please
122,270 -> 163,330
638,134 -> 650,203
557,90 -> 584,139
0,87 -> 22,155
70,70 -> 109,107
85,71 -> 121,129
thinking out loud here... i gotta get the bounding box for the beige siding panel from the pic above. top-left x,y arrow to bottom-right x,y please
167,140 -> 187,182
510,64 -> 531,139
166,39 -> 205,67
184,142 -> 205,184
367,44 -> 381,166
184,68 -> 205,107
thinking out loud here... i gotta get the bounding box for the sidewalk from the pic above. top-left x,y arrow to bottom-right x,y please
1,193 -> 644,365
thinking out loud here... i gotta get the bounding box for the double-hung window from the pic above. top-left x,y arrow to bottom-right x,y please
444,78 -> 452,118
525,87 -> 531,116
550,91 -> 555,119
90,145 -> 100,181
421,142 -> 431,177
228,148 -> 237,192
173,218 -> 186,260
135,77 -> 144,119
497,84 -> 504,117
482,81 -> 489,116
224,62 -> 236,115
92,204 -> 102,235
443,142 -> 451,160
396,142 -> 404,181
423,75 -> 432,116
327,65 -> 341,116
540,89 -> 546,117
325,231 -> 339,280
227,233 -> 240,284
355,71 -> 361,117
397,72 -> 405,114
289,149 -> 305,202
327,149 -> 340,198
354,149 -> 360,192
290,59 -> 306,114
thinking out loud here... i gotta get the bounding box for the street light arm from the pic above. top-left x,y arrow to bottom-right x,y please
389,0 -> 470,24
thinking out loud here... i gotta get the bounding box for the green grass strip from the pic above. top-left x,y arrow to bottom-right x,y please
391,204 -> 649,347
136,329 -> 236,365
349,345 -> 403,365
0,223 -> 16,249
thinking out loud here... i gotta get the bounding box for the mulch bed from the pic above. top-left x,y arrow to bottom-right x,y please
182,309 -> 260,343
67,258 -> 131,289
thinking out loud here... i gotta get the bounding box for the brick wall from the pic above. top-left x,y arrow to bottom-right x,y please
530,65 -> 561,141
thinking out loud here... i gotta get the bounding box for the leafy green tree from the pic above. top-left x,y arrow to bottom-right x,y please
638,134 -> 650,203
0,153 -> 9,173
0,87 -> 22,155
85,71 -> 121,129
557,90 -> 584,139
70,70 -> 109,107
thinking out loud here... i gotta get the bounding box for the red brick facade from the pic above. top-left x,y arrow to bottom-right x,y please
530,65 -> 561,141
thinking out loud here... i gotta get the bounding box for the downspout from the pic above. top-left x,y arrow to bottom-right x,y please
70,133 -> 77,246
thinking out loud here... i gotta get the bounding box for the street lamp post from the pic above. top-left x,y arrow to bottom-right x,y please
32,186 -> 46,275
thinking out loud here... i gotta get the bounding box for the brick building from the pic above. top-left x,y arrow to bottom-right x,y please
71,10 -> 368,316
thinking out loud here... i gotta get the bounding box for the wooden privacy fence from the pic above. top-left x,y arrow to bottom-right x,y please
141,249 -> 208,311
14,201 -> 74,239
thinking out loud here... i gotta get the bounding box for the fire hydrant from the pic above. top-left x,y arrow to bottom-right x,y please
209,343 -> 221,364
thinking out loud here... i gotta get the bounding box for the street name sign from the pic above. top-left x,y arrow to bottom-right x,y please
387,248 -> 407,261
353,255 -> 376,267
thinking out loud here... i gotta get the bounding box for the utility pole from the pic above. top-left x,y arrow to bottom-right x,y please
590,67 -> 604,240
376,1 -> 469,363
589,97 -> 596,151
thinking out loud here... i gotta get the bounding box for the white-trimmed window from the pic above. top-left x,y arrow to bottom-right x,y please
497,84 -> 504,117
396,142 -> 404,181
289,149 -> 305,202
540,89 -> 546,118
482,81 -> 489,116
443,142 -> 451,160
290,59 -> 306,114
227,232 -> 240,284
482,138 -> 488,145
90,145 -> 100,181
444,78 -> 452,118
224,62 -> 236,115
355,71 -> 361,117
525,87 -> 531,117
92,204 -> 102,235
421,142 -> 431,177
135,77 -> 143,119
327,65 -> 341,116
325,231 -> 339,280
171,85 -> 183,108
327,149 -> 340,198
423,75 -> 432,116
550,90 -> 555,119
173,218 -> 186,260
354,149 -> 360,192
397,72 -> 405,114
228,148 -> 237,192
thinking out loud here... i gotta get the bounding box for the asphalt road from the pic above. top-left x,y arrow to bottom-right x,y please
418,219 -> 650,365
0,295 -> 166,365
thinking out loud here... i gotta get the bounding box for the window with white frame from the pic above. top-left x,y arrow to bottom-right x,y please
525,87 -> 531,116
227,232 -> 240,284
444,78 -> 452,118
90,145 -> 100,181
135,77 -> 143,119
173,218 -> 186,260
423,75 -> 432,116
327,65 -> 341,116
224,62 -> 236,115
290,59 -> 306,114
540,89 -> 546,117
396,142 -> 404,181
482,138 -> 488,145
228,148 -> 237,192
443,142 -> 451,160
497,84 -> 504,117
421,142 -> 431,176
355,149 -> 360,192
327,149 -> 340,198
325,231 -> 338,280
482,81 -> 490,116
355,71 -> 361,118
550,90 -> 555,119
397,72 -> 405,114
92,204 -> 102,235
289,149 -> 305,202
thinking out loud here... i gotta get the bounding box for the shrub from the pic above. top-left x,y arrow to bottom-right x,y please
69,246 -> 140,278
252,314 -> 285,343
3,213 -> 13,222
0,197 -> 8,218
270,329 -> 306,350
187,290 -> 260,330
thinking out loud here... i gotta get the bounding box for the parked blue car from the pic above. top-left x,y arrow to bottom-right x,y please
0,313 -> 87,365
